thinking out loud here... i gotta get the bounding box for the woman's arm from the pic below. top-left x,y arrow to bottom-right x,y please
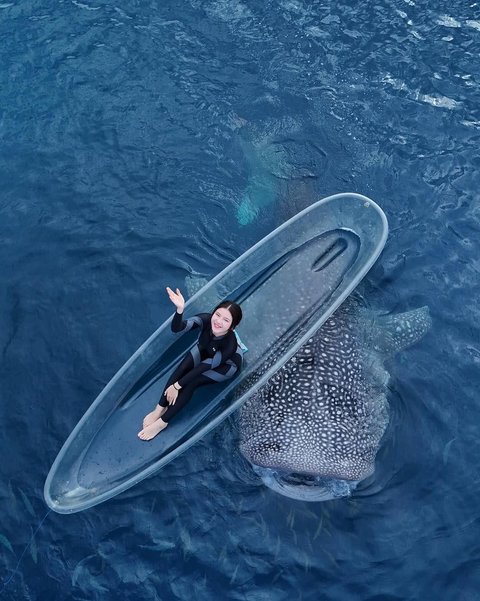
166,287 -> 210,333
171,312 -> 210,333
177,338 -> 243,387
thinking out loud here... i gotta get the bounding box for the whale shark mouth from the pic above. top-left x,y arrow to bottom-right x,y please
253,466 -> 359,502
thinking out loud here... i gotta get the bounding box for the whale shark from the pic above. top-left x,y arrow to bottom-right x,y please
184,134 -> 430,502
237,298 -> 431,501
232,116 -> 322,225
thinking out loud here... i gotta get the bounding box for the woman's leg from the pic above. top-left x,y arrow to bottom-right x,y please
138,376 -> 212,440
143,353 -> 195,427
158,353 -> 195,408
161,377 -> 210,423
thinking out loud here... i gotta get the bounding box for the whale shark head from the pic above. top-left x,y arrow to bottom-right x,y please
238,300 -> 431,501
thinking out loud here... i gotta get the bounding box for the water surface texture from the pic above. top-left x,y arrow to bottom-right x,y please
0,1 -> 479,600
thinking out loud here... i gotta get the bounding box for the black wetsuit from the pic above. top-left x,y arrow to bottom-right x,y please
158,311 -> 243,422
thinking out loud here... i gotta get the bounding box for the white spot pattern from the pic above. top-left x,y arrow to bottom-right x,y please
238,301 -> 431,481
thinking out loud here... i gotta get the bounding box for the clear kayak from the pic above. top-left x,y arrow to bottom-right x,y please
44,193 -> 388,513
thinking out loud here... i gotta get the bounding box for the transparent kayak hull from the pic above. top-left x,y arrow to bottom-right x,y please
44,193 -> 388,513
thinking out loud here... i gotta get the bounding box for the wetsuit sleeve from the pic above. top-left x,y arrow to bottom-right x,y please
177,336 -> 243,387
171,312 -> 210,334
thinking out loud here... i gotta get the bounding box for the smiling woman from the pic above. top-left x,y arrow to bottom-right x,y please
138,288 -> 244,440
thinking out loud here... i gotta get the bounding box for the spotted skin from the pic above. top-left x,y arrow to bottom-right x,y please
239,301 -> 431,482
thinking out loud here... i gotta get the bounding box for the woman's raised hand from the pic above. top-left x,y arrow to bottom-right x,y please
166,287 -> 185,313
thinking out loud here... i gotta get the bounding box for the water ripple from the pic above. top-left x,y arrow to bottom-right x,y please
0,0 -> 479,599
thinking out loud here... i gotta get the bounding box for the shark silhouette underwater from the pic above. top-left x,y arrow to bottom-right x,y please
186,126 -> 430,501
237,298 -> 431,501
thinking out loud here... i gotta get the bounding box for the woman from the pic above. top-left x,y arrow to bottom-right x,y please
138,287 -> 243,440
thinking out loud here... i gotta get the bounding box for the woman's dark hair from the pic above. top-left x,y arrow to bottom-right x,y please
212,300 -> 242,330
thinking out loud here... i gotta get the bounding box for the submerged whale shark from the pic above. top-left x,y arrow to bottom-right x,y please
237,299 -> 431,501
185,129 -> 430,501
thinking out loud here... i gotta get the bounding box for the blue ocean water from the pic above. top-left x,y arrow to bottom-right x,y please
0,0 -> 479,599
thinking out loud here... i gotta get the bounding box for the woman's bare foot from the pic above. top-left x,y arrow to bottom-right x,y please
143,405 -> 167,428
138,418 -> 168,441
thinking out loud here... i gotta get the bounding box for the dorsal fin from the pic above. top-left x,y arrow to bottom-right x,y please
366,306 -> 432,356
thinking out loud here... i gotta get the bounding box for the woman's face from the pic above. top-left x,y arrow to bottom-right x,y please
211,307 -> 233,336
